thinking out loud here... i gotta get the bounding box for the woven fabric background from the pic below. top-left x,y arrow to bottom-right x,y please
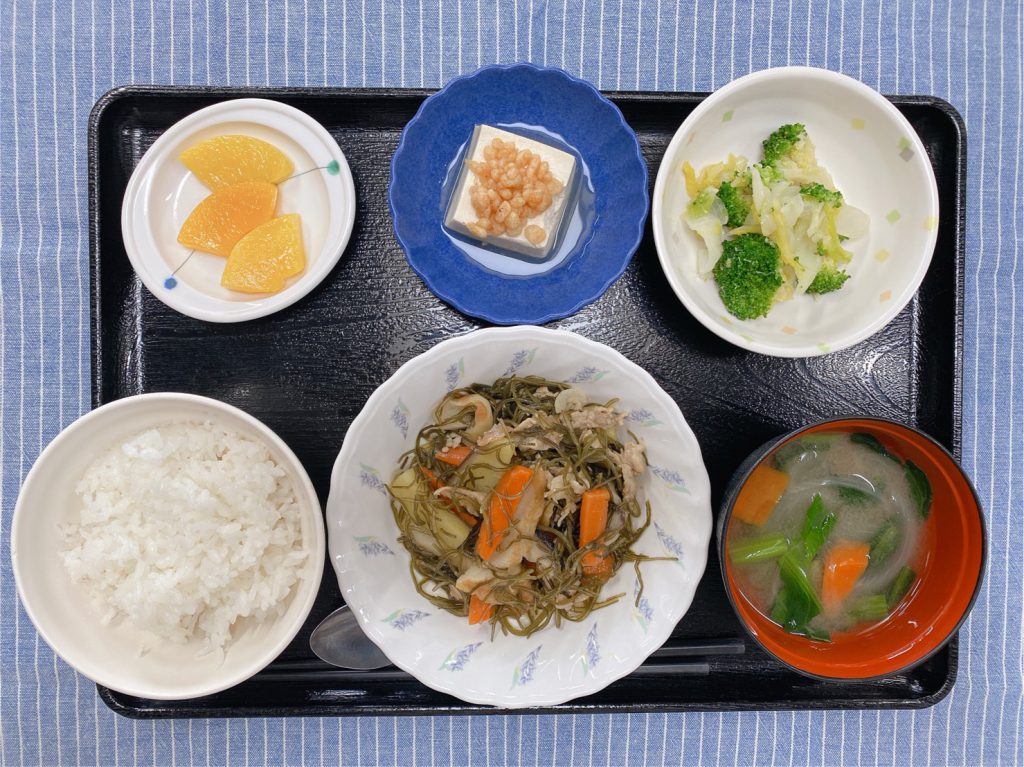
1,1 -> 1021,765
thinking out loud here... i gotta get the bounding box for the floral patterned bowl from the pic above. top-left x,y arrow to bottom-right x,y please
325,326 -> 712,708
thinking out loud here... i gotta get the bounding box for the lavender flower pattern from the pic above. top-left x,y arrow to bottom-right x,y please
391,399 -> 410,439
650,465 -> 689,493
581,623 -> 601,675
511,645 -> 543,688
358,463 -> 388,496
654,522 -> 686,567
631,578 -> 654,633
503,348 -> 537,377
567,366 -> 607,383
626,408 -> 664,428
439,642 -> 483,672
444,358 -> 465,391
354,535 -> 396,557
381,608 -> 431,631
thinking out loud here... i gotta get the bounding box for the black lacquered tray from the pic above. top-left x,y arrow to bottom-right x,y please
88,86 -> 966,718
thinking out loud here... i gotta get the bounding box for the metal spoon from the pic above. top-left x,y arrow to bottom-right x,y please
309,605 -> 391,670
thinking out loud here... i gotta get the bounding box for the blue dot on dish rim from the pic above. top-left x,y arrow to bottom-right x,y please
164,277 -> 178,289
388,63 -> 649,325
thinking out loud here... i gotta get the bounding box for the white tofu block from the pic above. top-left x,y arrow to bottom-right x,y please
444,124 -> 577,259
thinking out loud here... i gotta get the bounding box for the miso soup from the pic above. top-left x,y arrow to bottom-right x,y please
727,431 -> 933,642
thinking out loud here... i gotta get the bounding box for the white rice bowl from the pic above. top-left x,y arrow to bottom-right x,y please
11,393 -> 324,700
62,423 -> 307,657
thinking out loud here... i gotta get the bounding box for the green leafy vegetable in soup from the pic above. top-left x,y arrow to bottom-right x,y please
727,431 -> 932,641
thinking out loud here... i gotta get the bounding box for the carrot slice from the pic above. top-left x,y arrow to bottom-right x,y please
476,465 -> 534,560
451,507 -> 478,528
419,466 -> 478,527
733,464 -> 790,526
579,487 -> 612,576
822,541 -> 871,611
420,466 -> 443,487
435,445 -> 473,467
452,507 -> 475,528
468,594 -> 494,625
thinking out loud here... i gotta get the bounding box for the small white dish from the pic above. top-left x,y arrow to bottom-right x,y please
121,98 -> 356,323
652,67 -> 940,357
326,326 -> 713,708
11,393 -> 325,700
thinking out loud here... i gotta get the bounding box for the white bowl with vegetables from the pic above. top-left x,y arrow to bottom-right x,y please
652,67 -> 939,357
326,327 -> 712,708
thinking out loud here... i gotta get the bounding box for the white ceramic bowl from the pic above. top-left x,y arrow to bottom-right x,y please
11,393 -> 325,700
121,98 -> 356,323
652,67 -> 939,357
326,327 -> 712,708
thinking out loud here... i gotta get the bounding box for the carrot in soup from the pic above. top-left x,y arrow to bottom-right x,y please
579,487 -> 612,577
733,464 -> 790,526
476,465 -> 534,560
822,541 -> 871,611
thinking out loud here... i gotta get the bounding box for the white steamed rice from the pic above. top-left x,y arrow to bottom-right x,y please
61,422 -> 307,653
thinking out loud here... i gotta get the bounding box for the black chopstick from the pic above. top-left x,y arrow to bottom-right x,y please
271,661 -> 713,682
631,662 -> 710,675
651,637 -> 746,659
287,637 -> 746,678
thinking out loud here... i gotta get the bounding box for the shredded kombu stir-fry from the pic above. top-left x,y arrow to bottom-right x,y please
388,375 -> 660,638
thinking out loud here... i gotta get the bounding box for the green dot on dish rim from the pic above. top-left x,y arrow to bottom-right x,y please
326,160 -> 340,175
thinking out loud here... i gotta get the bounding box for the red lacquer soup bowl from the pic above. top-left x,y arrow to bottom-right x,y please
716,417 -> 985,681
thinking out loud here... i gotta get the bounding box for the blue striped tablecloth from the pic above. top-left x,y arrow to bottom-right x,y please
1,1 -> 1020,765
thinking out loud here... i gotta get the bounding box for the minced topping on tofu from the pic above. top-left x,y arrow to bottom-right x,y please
465,137 -> 565,244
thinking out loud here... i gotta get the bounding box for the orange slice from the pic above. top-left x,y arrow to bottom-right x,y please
221,213 -> 306,294
177,181 -> 278,257
179,135 -> 294,190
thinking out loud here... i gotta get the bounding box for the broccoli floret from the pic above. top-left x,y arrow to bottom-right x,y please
712,234 -> 784,320
717,181 -> 750,228
806,265 -> 850,295
754,161 -> 782,185
800,183 -> 844,208
762,124 -> 807,166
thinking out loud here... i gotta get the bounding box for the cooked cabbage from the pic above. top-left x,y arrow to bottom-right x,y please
681,125 -> 869,313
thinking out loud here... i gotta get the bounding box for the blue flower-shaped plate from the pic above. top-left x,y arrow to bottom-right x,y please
389,64 -> 648,325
